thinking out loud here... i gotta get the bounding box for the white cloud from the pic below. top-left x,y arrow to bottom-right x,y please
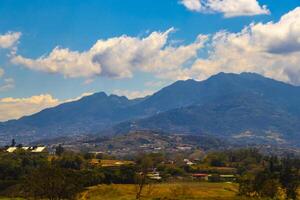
9,7 -> 300,86
11,47 -> 100,78
0,94 -> 60,121
0,32 -> 21,49
11,28 -> 207,79
0,92 -> 94,122
180,0 -> 270,17
113,89 -> 154,99
180,0 -> 202,12
185,7 -> 300,85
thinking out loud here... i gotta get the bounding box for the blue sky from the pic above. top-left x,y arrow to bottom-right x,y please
0,0 -> 300,121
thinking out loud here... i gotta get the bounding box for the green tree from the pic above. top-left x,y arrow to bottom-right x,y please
23,165 -> 83,200
55,145 -> 64,156
54,152 -> 85,170
135,155 -> 154,200
280,158 -> 300,200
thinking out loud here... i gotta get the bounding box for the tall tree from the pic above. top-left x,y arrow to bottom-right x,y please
135,155 -> 153,200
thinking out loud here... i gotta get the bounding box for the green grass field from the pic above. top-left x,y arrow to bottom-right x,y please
78,182 -> 250,200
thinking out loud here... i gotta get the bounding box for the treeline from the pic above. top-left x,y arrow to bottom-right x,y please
0,150 -> 138,199
189,149 -> 300,199
239,156 -> 300,199
0,148 -> 299,199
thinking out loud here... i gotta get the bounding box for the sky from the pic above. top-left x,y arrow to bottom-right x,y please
0,0 -> 300,121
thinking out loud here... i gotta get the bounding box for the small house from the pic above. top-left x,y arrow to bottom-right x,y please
220,175 -> 236,182
147,172 -> 162,180
192,173 -> 209,181
6,147 -> 17,153
31,146 -> 47,153
183,159 -> 195,166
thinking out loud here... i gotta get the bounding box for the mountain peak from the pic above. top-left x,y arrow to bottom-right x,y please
239,72 -> 266,79
210,72 -> 262,79
92,92 -> 108,98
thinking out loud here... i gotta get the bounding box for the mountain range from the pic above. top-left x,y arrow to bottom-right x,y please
1,72 -> 300,147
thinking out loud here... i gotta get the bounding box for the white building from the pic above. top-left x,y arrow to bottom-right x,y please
6,146 -> 47,153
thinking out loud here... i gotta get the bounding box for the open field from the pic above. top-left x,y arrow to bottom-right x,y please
1,182 -> 299,200
78,182 -> 247,200
90,159 -> 135,167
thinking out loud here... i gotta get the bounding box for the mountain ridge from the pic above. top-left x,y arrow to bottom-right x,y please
1,72 -> 300,146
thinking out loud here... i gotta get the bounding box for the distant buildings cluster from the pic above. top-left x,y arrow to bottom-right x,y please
5,146 -> 47,153
192,173 -> 236,182
1,139 -> 48,153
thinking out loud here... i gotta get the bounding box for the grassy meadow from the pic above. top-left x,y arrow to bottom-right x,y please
78,182 -> 248,200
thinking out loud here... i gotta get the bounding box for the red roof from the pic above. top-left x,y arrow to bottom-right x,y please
192,173 -> 209,177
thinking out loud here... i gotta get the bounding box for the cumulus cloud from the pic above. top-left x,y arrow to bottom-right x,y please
180,0 -> 270,17
11,48 -> 100,78
9,7 -> 300,85
0,92 -> 94,122
185,7 -> 300,85
11,28 -> 207,79
0,32 -> 21,49
0,94 -> 60,121
113,89 -> 154,99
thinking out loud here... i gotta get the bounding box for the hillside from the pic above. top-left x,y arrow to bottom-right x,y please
50,131 -> 227,156
114,93 -> 300,146
1,72 -> 300,146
